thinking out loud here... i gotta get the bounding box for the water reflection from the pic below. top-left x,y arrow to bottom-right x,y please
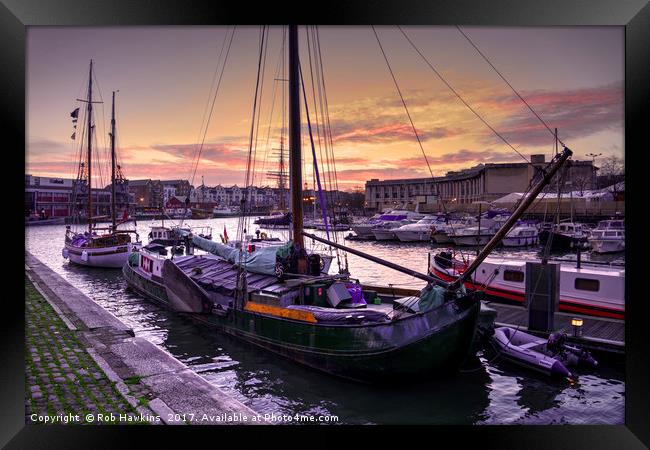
25,221 -> 624,424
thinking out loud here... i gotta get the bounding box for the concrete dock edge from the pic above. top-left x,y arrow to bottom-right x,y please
25,252 -> 265,425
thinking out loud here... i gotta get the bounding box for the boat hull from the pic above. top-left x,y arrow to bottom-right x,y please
451,234 -> 493,246
432,231 -> 451,244
123,259 -> 481,383
63,242 -> 134,268
429,259 -> 625,320
197,298 -> 479,383
350,224 -> 376,239
501,236 -> 539,247
372,229 -> 397,241
394,229 -> 432,242
539,230 -> 586,252
589,239 -> 625,253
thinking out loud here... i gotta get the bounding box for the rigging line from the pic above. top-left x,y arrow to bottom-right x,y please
259,27 -> 286,188
188,27 -> 236,190
180,26 -> 236,232
315,27 -> 341,206
190,26 -> 232,184
299,60 -> 331,241
396,25 -> 533,166
249,25 -> 270,196
455,25 -> 566,148
371,25 -> 441,205
239,25 -> 267,242
313,27 -> 343,232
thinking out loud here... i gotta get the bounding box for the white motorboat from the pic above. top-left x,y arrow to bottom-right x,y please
351,210 -> 423,239
588,219 -> 625,253
432,218 -> 476,244
371,219 -> 412,241
213,205 -> 239,217
502,224 -> 539,247
450,215 -> 509,246
393,215 -> 448,242
429,251 -> 624,320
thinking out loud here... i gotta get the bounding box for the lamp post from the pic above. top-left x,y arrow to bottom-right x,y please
585,153 -> 602,189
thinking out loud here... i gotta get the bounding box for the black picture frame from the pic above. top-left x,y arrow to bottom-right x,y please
5,0 -> 648,447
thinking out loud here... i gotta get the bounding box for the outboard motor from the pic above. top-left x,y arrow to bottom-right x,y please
434,251 -> 454,269
546,332 -> 567,355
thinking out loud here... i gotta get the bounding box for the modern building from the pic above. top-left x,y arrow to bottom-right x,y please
25,174 -> 133,219
365,155 -> 596,211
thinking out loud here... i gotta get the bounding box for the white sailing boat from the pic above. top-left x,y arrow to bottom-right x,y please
63,61 -> 140,268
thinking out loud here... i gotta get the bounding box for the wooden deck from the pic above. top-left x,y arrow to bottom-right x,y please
489,302 -> 625,355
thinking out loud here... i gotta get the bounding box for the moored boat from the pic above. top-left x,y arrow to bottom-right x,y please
588,219 -> 625,253
62,63 -> 140,268
502,224 -> 539,247
539,222 -> 589,252
393,214 -> 447,242
429,251 -> 624,319
491,327 -> 597,379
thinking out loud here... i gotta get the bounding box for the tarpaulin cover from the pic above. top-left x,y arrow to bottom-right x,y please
191,234 -> 281,276
128,252 -> 139,267
174,256 -> 278,297
418,284 -> 467,312
418,284 -> 446,312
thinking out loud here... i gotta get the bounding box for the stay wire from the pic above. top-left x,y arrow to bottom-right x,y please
455,25 -> 566,149
397,25 -> 533,167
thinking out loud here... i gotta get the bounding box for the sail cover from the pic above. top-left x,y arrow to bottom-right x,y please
189,234 -> 287,276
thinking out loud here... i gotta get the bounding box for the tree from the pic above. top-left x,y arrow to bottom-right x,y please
598,156 -> 624,195
572,173 -> 592,197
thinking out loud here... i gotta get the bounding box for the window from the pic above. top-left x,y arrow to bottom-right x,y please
503,270 -> 524,282
575,278 -> 599,292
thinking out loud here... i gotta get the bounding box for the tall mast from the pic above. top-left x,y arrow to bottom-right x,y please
110,90 -> 117,232
87,60 -> 94,234
289,25 -> 304,250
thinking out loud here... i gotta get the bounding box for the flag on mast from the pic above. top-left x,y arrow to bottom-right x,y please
223,225 -> 229,243
70,107 -> 79,118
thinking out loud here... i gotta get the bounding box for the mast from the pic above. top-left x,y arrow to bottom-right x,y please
86,60 -> 94,234
289,25 -> 304,250
110,90 -> 117,232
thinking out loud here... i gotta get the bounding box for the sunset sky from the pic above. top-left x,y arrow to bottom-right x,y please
27,26 -> 624,191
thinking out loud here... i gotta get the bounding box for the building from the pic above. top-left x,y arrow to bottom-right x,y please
161,179 -> 191,197
365,155 -> 596,211
129,179 -> 164,208
25,174 -> 131,218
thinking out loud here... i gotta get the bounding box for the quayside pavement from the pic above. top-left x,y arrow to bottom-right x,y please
25,251 -> 264,425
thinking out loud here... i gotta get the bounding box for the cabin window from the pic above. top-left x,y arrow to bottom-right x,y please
575,278 -> 599,292
503,270 -> 524,282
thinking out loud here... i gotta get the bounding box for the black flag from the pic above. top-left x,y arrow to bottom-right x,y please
70,107 -> 79,119
71,132 -> 76,140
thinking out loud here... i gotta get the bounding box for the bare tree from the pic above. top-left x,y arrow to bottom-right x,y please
573,173 -> 592,197
599,156 -> 624,196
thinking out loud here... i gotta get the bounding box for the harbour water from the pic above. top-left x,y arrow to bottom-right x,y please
25,218 -> 625,425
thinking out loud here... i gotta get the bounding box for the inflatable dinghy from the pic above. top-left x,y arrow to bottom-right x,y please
491,327 -> 598,379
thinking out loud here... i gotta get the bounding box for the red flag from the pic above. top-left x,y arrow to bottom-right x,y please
223,225 -> 229,243
122,209 -> 129,221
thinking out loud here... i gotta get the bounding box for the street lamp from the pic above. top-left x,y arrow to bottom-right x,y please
586,153 -> 602,188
